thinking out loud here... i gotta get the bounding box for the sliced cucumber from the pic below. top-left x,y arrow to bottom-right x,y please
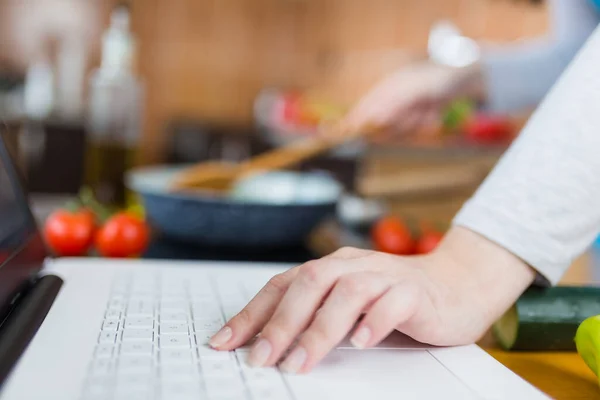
493,286 -> 600,351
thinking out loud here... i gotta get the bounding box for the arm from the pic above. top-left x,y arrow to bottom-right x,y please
482,0 -> 598,112
455,23 -> 600,285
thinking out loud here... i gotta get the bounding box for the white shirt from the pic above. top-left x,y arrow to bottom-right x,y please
454,8 -> 600,285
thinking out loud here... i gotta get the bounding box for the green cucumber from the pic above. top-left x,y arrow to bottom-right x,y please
493,286 -> 600,351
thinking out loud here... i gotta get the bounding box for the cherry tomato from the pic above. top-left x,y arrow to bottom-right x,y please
464,114 -> 513,144
282,93 -> 303,125
371,216 -> 414,255
95,213 -> 150,258
44,209 -> 95,256
415,230 -> 444,254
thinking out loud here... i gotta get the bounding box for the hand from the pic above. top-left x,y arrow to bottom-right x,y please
343,61 -> 485,136
209,227 -> 535,374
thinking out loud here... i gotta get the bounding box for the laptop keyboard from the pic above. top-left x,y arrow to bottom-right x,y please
80,273 -> 293,400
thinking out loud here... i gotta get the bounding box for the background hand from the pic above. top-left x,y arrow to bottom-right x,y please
343,61 -> 485,136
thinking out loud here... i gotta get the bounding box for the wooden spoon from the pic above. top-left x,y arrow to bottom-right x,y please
170,123 -> 368,192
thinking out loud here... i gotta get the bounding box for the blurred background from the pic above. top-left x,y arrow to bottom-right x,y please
0,0 -> 559,261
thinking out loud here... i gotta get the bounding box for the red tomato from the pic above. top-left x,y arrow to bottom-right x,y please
371,216 -> 414,255
95,213 -> 150,258
464,114 -> 513,144
44,209 -> 95,256
282,93 -> 303,125
415,231 -> 444,254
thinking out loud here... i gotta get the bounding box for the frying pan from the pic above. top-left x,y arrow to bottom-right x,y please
126,166 -> 343,248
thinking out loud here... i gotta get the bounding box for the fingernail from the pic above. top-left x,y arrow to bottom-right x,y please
248,338 -> 272,368
280,346 -> 307,374
209,326 -> 232,348
350,326 -> 371,349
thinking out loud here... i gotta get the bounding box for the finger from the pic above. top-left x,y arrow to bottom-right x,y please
396,111 -> 423,135
421,106 -> 441,130
349,281 -> 421,349
280,272 -> 390,374
209,268 -> 298,350
247,258 -> 349,368
344,88 -> 396,132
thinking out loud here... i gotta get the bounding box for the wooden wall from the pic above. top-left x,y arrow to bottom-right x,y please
0,0 -> 549,163
133,0 -> 548,163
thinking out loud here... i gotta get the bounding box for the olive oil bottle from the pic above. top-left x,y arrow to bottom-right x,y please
85,2 -> 142,208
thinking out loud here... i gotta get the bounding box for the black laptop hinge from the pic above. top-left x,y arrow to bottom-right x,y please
0,275 -> 63,386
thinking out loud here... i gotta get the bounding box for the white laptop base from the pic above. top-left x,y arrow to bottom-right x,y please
0,258 -> 550,400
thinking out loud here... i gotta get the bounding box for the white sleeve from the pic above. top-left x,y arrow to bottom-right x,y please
482,0 -> 598,113
453,24 -> 600,285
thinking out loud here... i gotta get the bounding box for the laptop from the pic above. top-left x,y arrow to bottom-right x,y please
0,134 -> 550,400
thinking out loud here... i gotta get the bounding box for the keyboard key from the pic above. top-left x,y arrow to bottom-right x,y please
159,348 -> 194,365
161,294 -> 186,302
160,364 -> 200,382
126,305 -> 154,317
244,372 -> 291,397
161,334 -> 190,348
99,330 -> 117,344
129,294 -> 154,303
191,300 -> 220,312
161,382 -> 202,400
102,320 -> 119,331
95,343 -> 116,358
108,299 -> 126,310
248,384 -> 291,400
204,376 -> 245,397
117,355 -> 154,374
197,345 -> 232,360
189,292 -> 214,302
130,287 -> 156,296
192,310 -> 224,323
85,374 -> 115,387
241,366 -> 280,382
105,309 -> 121,320
210,394 -> 248,400
121,342 -> 153,356
116,373 -> 153,389
90,358 -> 114,375
194,320 -> 222,332
200,358 -> 238,377
161,300 -> 187,310
109,293 -> 127,301
122,328 -> 154,342
195,330 -> 219,346
81,383 -> 113,400
125,317 -> 154,328
111,283 -> 130,293
160,285 -> 186,295
161,312 -> 188,322
160,322 -> 190,334
114,388 -> 153,400
192,313 -> 223,323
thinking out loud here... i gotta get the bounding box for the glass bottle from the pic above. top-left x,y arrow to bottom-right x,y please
85,2 -> 143,208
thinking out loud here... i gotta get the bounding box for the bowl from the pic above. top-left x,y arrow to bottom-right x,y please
126,166 -> 344,248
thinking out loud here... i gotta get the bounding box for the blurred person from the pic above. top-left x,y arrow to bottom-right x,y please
205,3 -> 600,374
345,0 -> 599,133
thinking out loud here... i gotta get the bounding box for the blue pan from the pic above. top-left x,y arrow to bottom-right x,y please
126,166 -> 343,248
